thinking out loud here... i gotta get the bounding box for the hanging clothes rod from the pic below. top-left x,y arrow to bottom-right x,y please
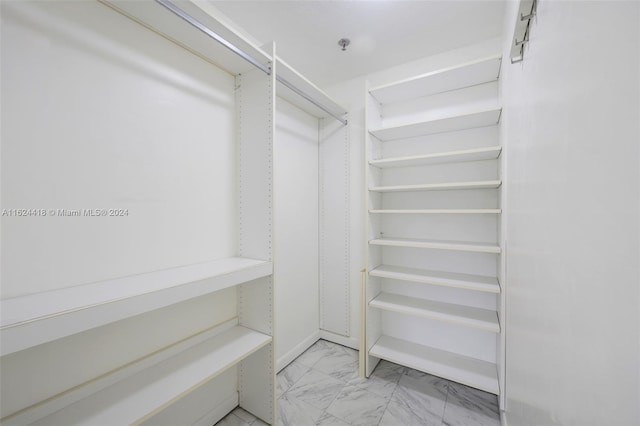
276,75 -> 348,126
155,0 -> 271,75
155,0 -> 348,126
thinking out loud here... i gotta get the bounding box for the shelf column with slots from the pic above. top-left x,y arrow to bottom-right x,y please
362,54 -> 506,404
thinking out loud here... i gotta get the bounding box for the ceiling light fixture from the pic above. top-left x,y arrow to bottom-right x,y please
338,38 -> 350,51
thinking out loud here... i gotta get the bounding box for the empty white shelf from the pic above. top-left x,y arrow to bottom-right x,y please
0,257 -> 272,356
370,180 -> 501,193
369,55 -> 502,104
276,55 -> 347,122
369,335 -> 499,395
35,326 -> 272,425
369,237 -> 501,254
369,146 -> 502,169
369,209 -> 501,214
370,292 -> 499,332
369,265 -> 500,293
370,108 -> 502,141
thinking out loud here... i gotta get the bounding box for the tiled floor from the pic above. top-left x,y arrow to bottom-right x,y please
217,339 -> 500,426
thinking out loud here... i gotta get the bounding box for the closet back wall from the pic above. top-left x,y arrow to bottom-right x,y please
274,99 -> 320,370
1,1 -> 237,417
2,1 -> 236,296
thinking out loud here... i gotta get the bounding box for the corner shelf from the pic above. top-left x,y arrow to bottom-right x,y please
369,146 -> 502,169
369,265 -> 500,293
370,180 -> 501,193
1,257 -> 272,356
369,237 -> 501,254
369,55 -> 502,104
369,209 -> 501,214
370,292 -> 499,333
369,108 -> 501,142
369,335 -> 499,395
33,325 -> 271,425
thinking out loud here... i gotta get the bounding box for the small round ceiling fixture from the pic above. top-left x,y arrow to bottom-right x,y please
338,38 -> 350,51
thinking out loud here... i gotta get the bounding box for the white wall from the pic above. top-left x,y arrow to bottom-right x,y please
1,0 -> 238,418
500,1 -> 640,424
274,98 -> 320,370
1,1 -> 236,297
324,37 -> 503,346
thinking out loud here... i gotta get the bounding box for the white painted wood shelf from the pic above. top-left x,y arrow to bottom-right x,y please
33,325 -> 272,426
369,265 -> 500,293
276,55 -> 348,122
369,335 -> 499,395
369,108 -> 502,142
0,257 -> 272,356
369,146 -> 502,169
369,209 -> 501,214
369,55 -> 502,104
369,237 -> 501,254
370,292 -> 499,333
370,180 -> 501,193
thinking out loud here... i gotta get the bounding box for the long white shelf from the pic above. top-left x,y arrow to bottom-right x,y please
369,265 -> 500,293
370,292 -> 499,333
370,180 -> 501,193
0,257 -> 272,356
101,0 -> 272,75
276,56 -> 347,123
33,325 -> 271,425
369,209 -> 501,214
369,146 -> 502,169
369,335 -> 499,395
369,55 -> 502,104
370,108 -> 502,142
369,237 -> 501,254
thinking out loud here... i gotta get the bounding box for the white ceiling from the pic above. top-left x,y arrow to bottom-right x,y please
210,0 -> 507,88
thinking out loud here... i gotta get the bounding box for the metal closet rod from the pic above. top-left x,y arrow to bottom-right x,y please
156,0 -> 348,126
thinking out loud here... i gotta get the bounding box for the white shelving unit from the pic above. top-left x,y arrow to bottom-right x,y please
0,258 -> 272,356
370,292 -> 500,332
362,54 -> 505,400
369,237 -> 501,254
30,325 -> 271,426
369,146 -> 502,169
1,1 -> 347,425
369,108 -> 502,141
369,209 -> 501,214
370,179 -> 501,192
369,335 -> 500,395
369,265 -> 500,293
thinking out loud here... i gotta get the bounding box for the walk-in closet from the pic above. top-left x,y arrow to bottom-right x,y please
1,1 -> 638,425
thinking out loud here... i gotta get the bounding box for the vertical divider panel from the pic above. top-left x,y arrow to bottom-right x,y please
364,84 -> 382,376
319,117 -> 351,337
236,44 -> 276,424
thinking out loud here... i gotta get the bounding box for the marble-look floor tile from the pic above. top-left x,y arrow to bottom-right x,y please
379,399 -> 443,426
312,351 -> 359,383
316,412 -> 351,426
215,412 -> 251,426
442,382 -> 500,426
295,340 -> 337,368
230,407 -> 255,424
391,368 -> 449,421
326,385 -> 388,426
349,360 -> 404,400
277,361 -> 310,396
277,392 -> 323,426
286,369 -> 345,410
